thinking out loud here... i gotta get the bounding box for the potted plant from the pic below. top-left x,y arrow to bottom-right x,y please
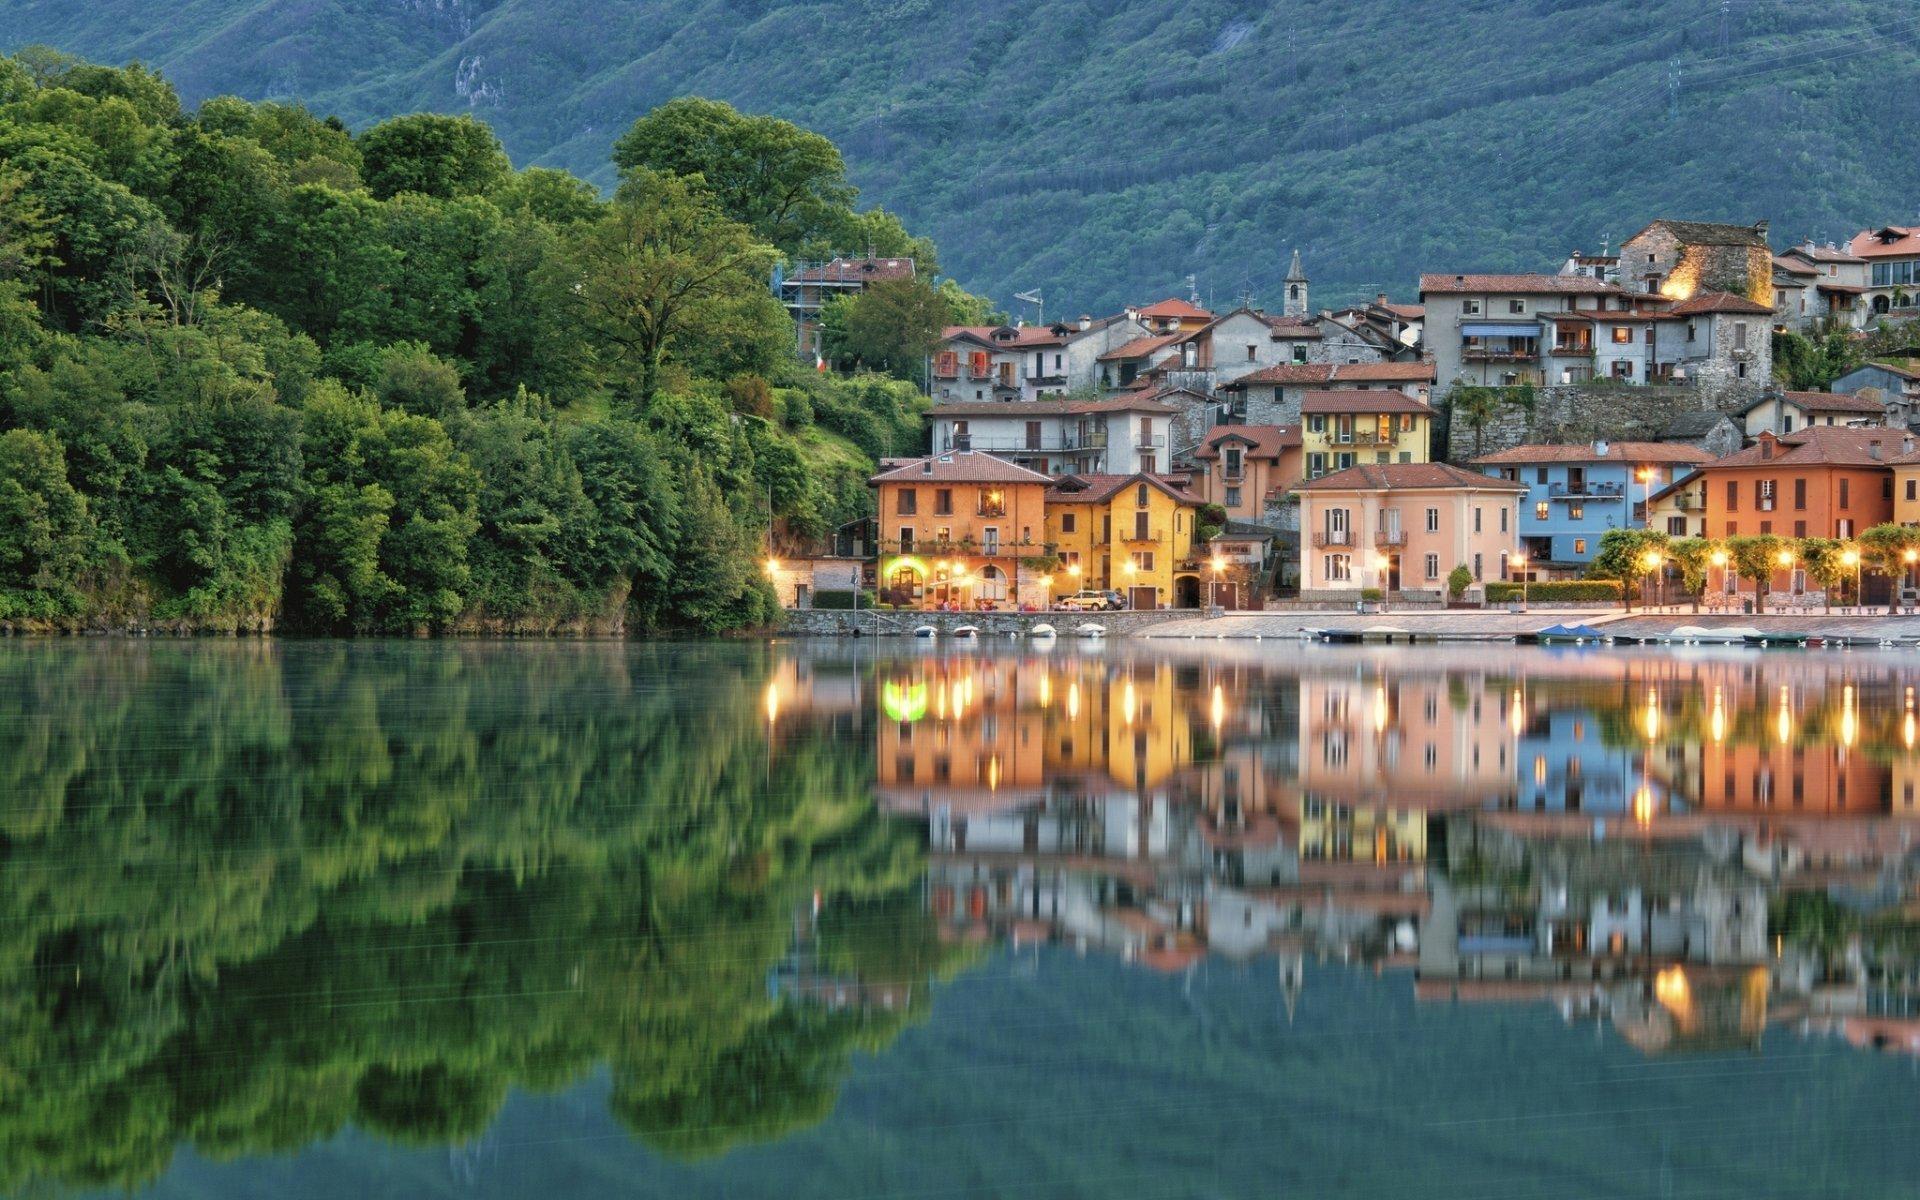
1358,586 -> 1384,614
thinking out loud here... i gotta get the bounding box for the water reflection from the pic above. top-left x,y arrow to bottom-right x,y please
2,641 -> 1920,1195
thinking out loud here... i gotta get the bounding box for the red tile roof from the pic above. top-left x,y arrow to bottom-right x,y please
1191,425 -> 1302,460
1779,389 -> 1886,414
1703,426 -> 1901,471
942,323 -> 1066,347
1472,441 -> 1713,466
1132,297 -> 1213,320
1299,389 -> 1434,415
1788,244 -> 1866,265
1419,273 -> 1623,296
790,256 -> 917,283
1666,291 -> 1772,316
1044,472 -> 1199,505
1379,302 -> 1425,320
1264,316 -> 1323,338
1295,462 -> 1528,492
1848,226 -> 1920,260
1097,333 -> 1181,361
870,452 -> 1055,486
1772,254 -> 1818,277
1229,361 -> 1437,387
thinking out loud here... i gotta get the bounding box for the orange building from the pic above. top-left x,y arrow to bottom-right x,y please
1700,427 -> 1896,594
1187,425 -> 1303,523
871,451 -> 1053,609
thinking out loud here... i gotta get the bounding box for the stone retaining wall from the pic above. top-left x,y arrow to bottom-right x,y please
779,608 -> 1199,638
1444,382 -> 1723,462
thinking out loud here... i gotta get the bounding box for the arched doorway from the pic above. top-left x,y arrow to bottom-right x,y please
1174,573 -> 1202,609
884,558 -> 928,606
978,564 -> 1009,606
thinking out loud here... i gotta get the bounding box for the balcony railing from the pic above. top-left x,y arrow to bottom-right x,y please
1328,429 -> 1401,447
876,539 -> 1056,558
1027,373 -> 1067,387
940,433 -> 1109,453
1120,528 -> 1164,544
1463,349 -> 1542,362
1549,342 -> 1593,356
1547,480 -> 1624,499
1374,529 -> 1408,548
1135,435 -> 1169,451
1311,530 -> 1355,548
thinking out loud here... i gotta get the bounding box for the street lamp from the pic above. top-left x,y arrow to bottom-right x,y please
1905,548 -> 1919,612
1639,548 -> 1665,611
1210,554 -> 1227,609
1708,547 -> 1729,612
1840,545 -> 1862,612
1512,550 -> 1529,611
1122,558 -> 1138,609
1635,466 -> 1654,530
1776,547 -> 1796,609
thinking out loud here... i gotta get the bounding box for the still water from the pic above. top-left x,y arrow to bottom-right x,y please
3,639 -> 1920,1198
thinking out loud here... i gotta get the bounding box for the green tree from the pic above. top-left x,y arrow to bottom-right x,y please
1725,534 -> 1786,607
1448,383 -> 1500,457
357,112 -> 511,201
1772,329 -> 1860,391
0,428 -> 93,615
833,276 -> 947,377
564,169 -> 780,408
611,96 -> 856,253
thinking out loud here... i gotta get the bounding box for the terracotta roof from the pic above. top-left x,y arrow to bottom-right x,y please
1472,441 -> 1713,467
1379,302 -> 1425,320
1703,426 -> 1901,471
870,452 -> 1055,486
1779,389 -> 1886,414
1191,424 -> 1302,460
1666,291 -> 1772,315
1862,358 -> 1920,381
1097,333 -> 1181,361
1848,226 -> 1920,260
1295,462 -> 1528,492
1228,361 -> 1437,388
1772,254 -> 1818,277
1817,282 -> 1869,294
927,395 -> 1179,417
940,323 -> 1067,347
1132,297 -> 1213,320
1044,472 -> 1199,505
1419,273 -> 1622,296
1551,309 -> 1680,324
789,256 -> 917,283
1627,219 -> 1770,248
1299,389 -> 1434,415
1264,316 -> 1323,338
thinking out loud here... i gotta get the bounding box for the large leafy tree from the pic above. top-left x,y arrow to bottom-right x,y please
829,276 -> 947,377
564,169 -> 782,408
611,97 -> 855,253
356,112 -> 511,201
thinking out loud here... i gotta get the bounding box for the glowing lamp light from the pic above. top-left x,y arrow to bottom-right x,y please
1841,684 -> 1857,750
1654,965 -> 1691,1018
1067,681 -> 1081,718
1067,563 -> 1083,578
1039,573 -> 1053,591
1710,686 -> 1726,744
1642,687 -> 1661,742
1122,680 -> 1137,724
881,680 -> 928,723
1906,549 -> 1919,565
1776,684 -> 1793,747
1210,683 -> 1225,731
763,558 -> 780,578
1840,548 -> 1862,569
1776,549 -> 1796,568
1509,688 -> 1525,736
1210,555 -> 1227,574
764,681 -> 780,725
1709,549 -> 1729,568
1639,549 -> 1664,572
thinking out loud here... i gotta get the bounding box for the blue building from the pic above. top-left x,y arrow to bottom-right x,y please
1472,440 -> 1712,568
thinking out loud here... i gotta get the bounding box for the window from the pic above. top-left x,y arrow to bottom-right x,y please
1499,507 -> 1509,533
1611,327 -> 1633,344
1536,467 -> 1549,484
979,488 -> 1007,517
1794,478 -> 1807,509
1307,452 -> 1327,478
1840,478 -> 1851,507
1335,452 -> 1354,470
1136,483 -> 1150,507
1133,511 -> 1150,540
1908,479 -> 1918,503
1757,479 -> 1775,511
1225,486 -> 1241,506
897,488 -> 918,515
1463,299 -> 1482,315
1324,553 -> 1352,582
1425,553 -> 1440,580
1133,550 -> 1154,572
1473,507 -> 1482,533
1061,512 -> 1077,533
1667,516 -> 1686,535
1308,414 -> 1326,433
1426,507 -> 1440,532
1292,345 -> 1308,363
934,488 -> 953,515
1573,538 -> 1587,555
1247,344 -> 1258,361
1733,322 -> 1748,350
1473,553 -> 1483,580
1737,362 -> 1747,379
1838,518 -> 1854,538
1534,501 -> 1550,520
1725,480 -> 1739,512
1793,520 -> 1806,538
1509,299 -> 1526,314
1569,503 -> 1584,521
898,526 -> 914,552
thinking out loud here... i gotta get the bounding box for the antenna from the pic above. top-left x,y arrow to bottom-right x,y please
1186,273 -> 1199,305
1013,288 -> 1043,324
1666,56 -> 1681,121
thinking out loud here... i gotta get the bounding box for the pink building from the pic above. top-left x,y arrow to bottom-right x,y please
1294,463 -> 1526,600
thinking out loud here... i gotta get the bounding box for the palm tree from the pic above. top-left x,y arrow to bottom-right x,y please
1452,385 -> 1500,457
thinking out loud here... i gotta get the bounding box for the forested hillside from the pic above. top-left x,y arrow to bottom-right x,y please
0,52 -> 938,633
6,0 -> 1920,311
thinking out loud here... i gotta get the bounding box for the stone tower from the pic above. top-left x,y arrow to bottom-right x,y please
1283,248 -> 1308,318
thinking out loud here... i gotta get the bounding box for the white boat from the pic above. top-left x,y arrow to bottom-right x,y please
1030,623 -> 1057,638
952,624 -> 981,640
912,625 -> 939,639
1076,623 -> 1108,639
1669,624 -> 1761,644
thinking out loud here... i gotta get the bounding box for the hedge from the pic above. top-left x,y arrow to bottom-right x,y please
811,589 -> 876,610
1484,580 -> 1623,602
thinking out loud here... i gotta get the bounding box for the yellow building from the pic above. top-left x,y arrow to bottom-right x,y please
1300,390 -> 1436,479
1043,473 -> 1202,609
1895,447 -> 1920,526
1645,469 -> 1709,539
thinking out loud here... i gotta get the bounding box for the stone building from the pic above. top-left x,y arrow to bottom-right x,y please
1283,248 -> 1309,318
1617,219 -> 1773,307
1225,361 -> 1437,427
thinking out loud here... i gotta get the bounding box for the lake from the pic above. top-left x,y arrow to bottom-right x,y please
3,638 -> 1918,1199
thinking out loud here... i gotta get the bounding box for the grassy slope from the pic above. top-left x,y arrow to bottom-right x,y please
7,0 -> 1920,312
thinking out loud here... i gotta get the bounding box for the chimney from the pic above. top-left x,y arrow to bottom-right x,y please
1078,314 -> 1092,331
1870,439 -> 1883,461
1376,293 -> 1388,305
1904,434 -> 1915,455
1455,274 -> 1465,286
922,459 -> 935,473
1754,219 -> 1769,236
1594,439 -> 1610,458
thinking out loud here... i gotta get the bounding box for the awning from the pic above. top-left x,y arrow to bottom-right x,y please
1460,322 -> 1540,337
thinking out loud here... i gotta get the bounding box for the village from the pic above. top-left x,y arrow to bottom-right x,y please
769,219 -> 1920,617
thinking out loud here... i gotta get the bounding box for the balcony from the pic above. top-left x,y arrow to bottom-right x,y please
1027,374 -> 1067,387
940,433 -> 1109,454
1327,429 -> 1401,448
1311,530 -> 1355,548
1463,348 -> 1542,362
1374,529 -> 1408,548
1135,435 -> 1169,451
1550,341 -> 1594,356
1121,528 -> 1164,544
876,538 -> 1055,558
1547,480 -> 1624,500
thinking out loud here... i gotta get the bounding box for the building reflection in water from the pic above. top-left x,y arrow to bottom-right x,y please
800,644 -> 1920,1056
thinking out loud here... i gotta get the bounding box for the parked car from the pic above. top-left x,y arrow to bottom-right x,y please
1059,589 -> 1125,611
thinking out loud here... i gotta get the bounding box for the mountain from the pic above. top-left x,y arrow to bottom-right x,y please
7,0 -> 1920,313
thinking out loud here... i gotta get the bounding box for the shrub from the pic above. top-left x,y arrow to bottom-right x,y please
1446,565 -> 1473,597
1484,580 -> 1622,602
1359,587 -> 1383,602
811,589 -> 874,610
